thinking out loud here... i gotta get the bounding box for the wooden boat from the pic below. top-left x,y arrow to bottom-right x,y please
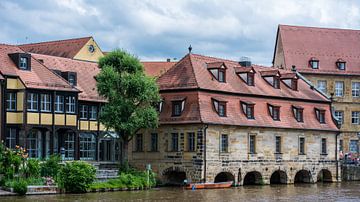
185,181 -> 233,190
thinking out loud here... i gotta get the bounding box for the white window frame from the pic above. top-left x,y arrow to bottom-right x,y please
40,94 -> 51,112
80,105 -> 88,120
317,80 -> 327,94
334,81 -> 344,97
352,111 -> 360,124
64,133 -> 75,160
352,82 -> 360,97
6,128 -> 16,149
27,93 -> 38,111
334,111 -> 344,124
55,95 -> 64,113
79,133 -> 96,161
6,92 -> 16,111
66,96 -> 76,113
89,106 -> 97,120
20,57 -> 28,70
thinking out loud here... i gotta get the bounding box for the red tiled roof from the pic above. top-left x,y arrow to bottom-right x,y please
276,25 -> 360,75
31,53 -> 105,102
234,66 -> 254,73
142,61 -> 176,77
19,37 -> 91,59
158,53 -> 338,131
0,44 -> 77,92
206,61 -> 225,69
259,69 -> 280,77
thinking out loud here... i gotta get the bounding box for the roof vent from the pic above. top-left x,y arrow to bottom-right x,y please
239,56 -> 251,67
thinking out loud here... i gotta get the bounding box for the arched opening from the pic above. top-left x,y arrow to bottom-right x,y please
163,170 -> 187,186
214,172 -> 235,183
294,170 -> 312,183
270,170 -> 287,184
243,171 -> 263,185
317,169 -> 332,183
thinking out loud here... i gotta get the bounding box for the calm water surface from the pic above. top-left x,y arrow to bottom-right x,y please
2,182 -> 360,202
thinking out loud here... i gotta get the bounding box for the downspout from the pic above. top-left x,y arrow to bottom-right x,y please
203,124 -> 208,183
336,131 -> 340,181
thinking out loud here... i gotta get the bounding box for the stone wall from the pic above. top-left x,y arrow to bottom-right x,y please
341,164 -> 360,181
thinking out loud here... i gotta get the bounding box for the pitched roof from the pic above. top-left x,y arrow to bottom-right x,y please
276,25 -> 360,75
158,53 -> 328,102
19,37 -> 91,59
31,53 -> 105,102
158,53 -> 338,131
0,44 -> 77,92
142,61 -> 176,77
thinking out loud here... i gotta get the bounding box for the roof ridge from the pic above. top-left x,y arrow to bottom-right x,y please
19,36 -> 92,46
157,53 -> 190,81
279,24 -> 360,32
30,53 -> 98,65
188,54 -> 199,88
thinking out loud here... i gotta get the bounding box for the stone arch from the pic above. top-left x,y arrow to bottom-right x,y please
214,172 -> 235,183
270,170 -> 288,184
294,169 -> 312,183
243,171 -> 263,185
161,167 -> 187,186
317,169 -> 332,183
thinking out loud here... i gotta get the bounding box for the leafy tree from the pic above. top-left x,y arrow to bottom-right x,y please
97,50 -> 160,163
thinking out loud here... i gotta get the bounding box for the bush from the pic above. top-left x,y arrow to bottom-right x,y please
25,159 -> 40,178
13,179 -> 28,196
40,155 -> 61,179
59,161 -> 96,193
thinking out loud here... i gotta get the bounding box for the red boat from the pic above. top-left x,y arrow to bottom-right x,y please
185,181 -> 233,190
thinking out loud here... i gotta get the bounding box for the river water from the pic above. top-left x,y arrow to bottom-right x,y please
2,182 -> 360,202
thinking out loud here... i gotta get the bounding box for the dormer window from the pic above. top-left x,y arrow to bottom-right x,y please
235,66 -> 255,86
268,104 -> 280,121
336,59 -> 346,70
156,99 -> 164,113
292,105 -> 304,122
281,73 -> 298,91
260,70 -> 281,89
8,53 -> 31,70
61,71 -> 77,86
20,57 -> 28,69
309,57 -> 319,69
212,98 -> 227,117
207,62 -> 227,83
241,101 -> 255,119
315,108 -> 326,124
172,98 -> 186,117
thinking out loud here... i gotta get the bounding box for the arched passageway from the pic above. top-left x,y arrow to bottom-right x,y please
317,169 -> 332,183
214,172 -> 235,183
243,171 -> 263,185
162,170 -> 187,186
270,170 -> 287,184
294,170 -> 312,183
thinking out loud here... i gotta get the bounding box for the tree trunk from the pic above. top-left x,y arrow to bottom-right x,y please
121,139 -> 129,165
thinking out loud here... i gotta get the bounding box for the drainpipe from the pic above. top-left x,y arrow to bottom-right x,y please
336,132 -> 340,181
203,124 -> 208,183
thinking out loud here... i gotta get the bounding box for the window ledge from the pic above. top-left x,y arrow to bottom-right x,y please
320,153 -> 328,156
274,152 -> 283,154
147,151 -> 160,153
298,153 -> 306,155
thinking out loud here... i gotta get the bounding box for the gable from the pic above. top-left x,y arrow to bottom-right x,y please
73,37 -> 104,62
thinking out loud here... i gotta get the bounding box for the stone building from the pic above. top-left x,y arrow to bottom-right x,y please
273,25 -> 360,157
129,53 -> 340,185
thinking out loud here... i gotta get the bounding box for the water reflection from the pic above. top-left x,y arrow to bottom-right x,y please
2,182 -> 360,202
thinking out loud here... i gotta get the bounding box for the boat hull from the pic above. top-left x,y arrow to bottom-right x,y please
185,181 -> 233,190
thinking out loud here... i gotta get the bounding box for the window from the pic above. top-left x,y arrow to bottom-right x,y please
218,69 -> 225,82
212,99 -> 226,117
351,111 -> 360,124
172,99 -> 185,116
275,136 -> 281,153
27,130 -> 41,158
68,74 -> 76,86
349,140 -> 359,153
236,70 -> 255,86
309,58 -> 319,69
6,128 -> 16,149
315,108 -> 326,124
249,135 -> 256,154
293,106 -> 304,122
6,92 -> 16,111
171,133 -> 179,151
273,77 -> 280,89
55,95 -> 64,113
188,132 -> 196,152
150,133 -> 158,152
241,101 -> 255,119
352,82 -> 360,97
208,64 -> 226,83
336,59 -> 346,70
334,81 -> 344,97
221,134 -> 228,153
247,73 -> 255,86
89,106 -> 97,120
135,134 -> 143,152
40,94 -> 51,112
340,139 -> 343,152
20,57 -> 28,70
334,111 -> 344,124
80,105 -> 88,119
321,138 -> 327,154
27,93 -> 38,111
299,137 -> 305,155
268,104 -> 280,121
156,100 -> 164,113
64,132 -> 75,160
66,96 -> 76,113
80,133 -> 96,160
317,80 -> 327,94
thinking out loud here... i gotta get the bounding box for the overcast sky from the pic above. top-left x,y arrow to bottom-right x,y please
0,0 -> 359,65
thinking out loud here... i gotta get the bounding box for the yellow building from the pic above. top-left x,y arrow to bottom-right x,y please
273,25 -> 360,157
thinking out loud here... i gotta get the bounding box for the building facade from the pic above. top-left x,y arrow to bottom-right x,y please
129,53 -> 340,185
273,25 -> 360,157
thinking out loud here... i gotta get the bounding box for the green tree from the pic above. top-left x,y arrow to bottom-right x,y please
97,50 -> 160,163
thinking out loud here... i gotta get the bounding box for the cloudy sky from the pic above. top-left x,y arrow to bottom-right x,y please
0,0 -> 359,65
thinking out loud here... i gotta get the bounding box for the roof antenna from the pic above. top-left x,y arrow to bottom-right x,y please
188,45 -> 192,53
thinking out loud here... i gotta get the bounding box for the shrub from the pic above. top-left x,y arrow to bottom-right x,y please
25,159 -> 40,178
40,155 -> 61,178
13,179 -> 28,195
59,161 -> 96,193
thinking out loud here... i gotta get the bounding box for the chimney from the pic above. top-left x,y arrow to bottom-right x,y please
239,56 -> 251,67
166,58 -> 171,62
